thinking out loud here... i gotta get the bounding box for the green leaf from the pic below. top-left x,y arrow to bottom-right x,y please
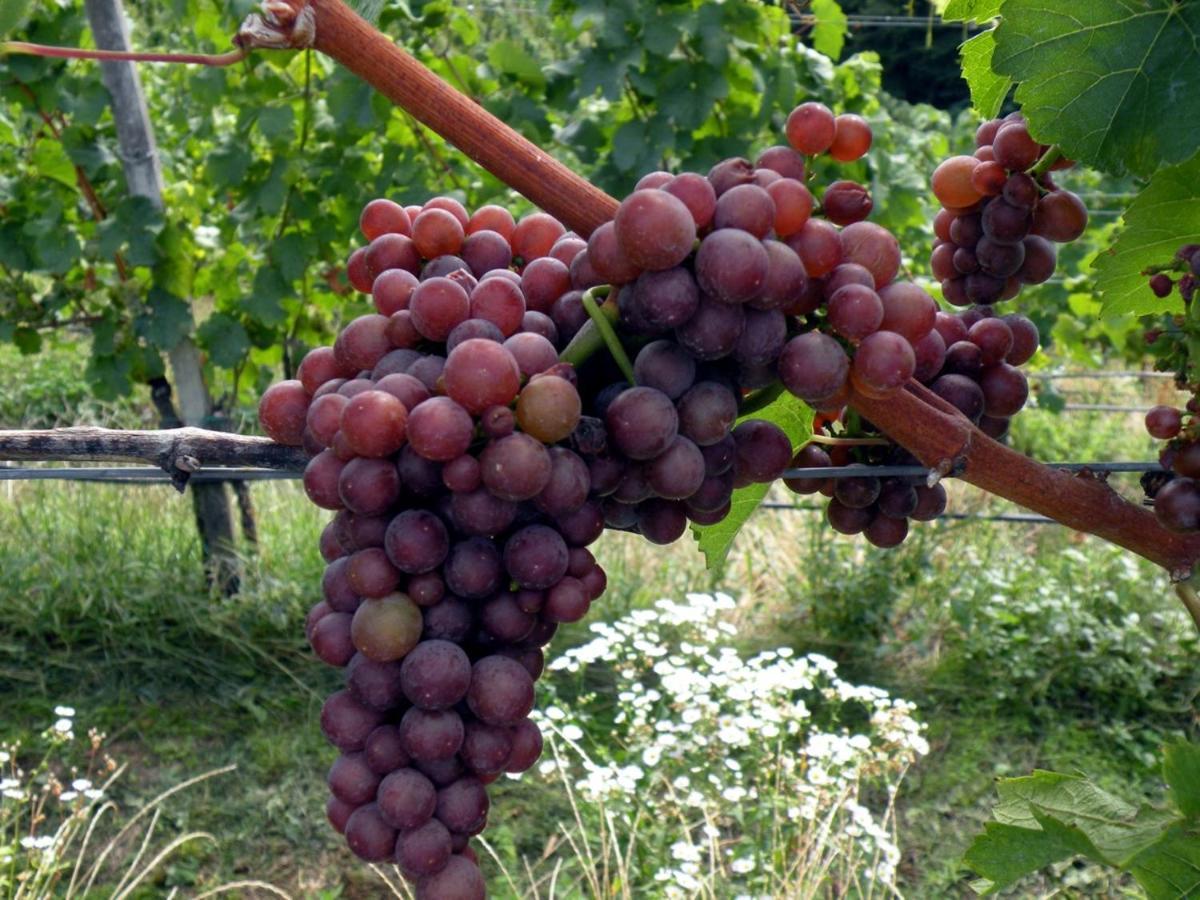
487,40 -> 546,91
256,105 -> 295,143
0,0 -> 32,35
13,327 -> 41,355
991,771 -> 1178,866
942,0 -> 1003,22
246,266 -> 289,327
691,392 -> 813,571
197,313 -> 251,369
963,821 -> 1078,894
1129,823 -> 1200,900
32,139 -> 76,189
992,1 -> 1200,176
611,119 -> 647,173
1164,742 -> 1200,821
1095,154 -> 1200,316
959,29 -> 1011,119
810,0 -> 848,61
206,144 -> 252,188
138,287 -> 193,350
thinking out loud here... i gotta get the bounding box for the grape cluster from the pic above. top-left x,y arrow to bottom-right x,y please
930,114 -> 1086,307
259,196 -> 612,898
782,303 -> 1039,545
1140,244 -> 1200,533
256,95 -> 1085,887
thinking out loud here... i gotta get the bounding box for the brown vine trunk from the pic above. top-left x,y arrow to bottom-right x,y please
245,0 -> 1200,577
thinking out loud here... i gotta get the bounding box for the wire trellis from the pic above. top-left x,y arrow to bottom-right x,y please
0,460 -> 1166,484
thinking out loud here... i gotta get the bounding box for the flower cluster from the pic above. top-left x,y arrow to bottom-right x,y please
530,592 -> 927,896
0,706 -> 113,892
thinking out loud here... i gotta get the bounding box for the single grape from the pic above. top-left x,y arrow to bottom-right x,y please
516,375 -> 582,444
1155,477 -> 1200,532
351,593 -> 423,663
695,229 -> 769,304
1146,405 -> 1183,440
786,101 -> 837,155
778,332 -> 850,403
829,114 -> 872,162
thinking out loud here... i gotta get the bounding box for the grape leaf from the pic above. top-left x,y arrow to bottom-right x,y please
991,770 -> 1178,865
0,0 -> 32,36
487,40 -> 546,91
691,391 -> 813,571
1164,741 -> 1200,821
137,288 -> 193,350
197,313 -> 250,369
1094,154 -> 1200,316
32,139 -> 76,189
964,821 -> 1078,894
942,0 -> 1004,21
991,1 -> 1200,176
810,0 -> 847,61
958,29 -> 1011,119
1129,824 -> 1200,899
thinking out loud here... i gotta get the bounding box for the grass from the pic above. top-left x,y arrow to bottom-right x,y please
0,342 -> 1196,897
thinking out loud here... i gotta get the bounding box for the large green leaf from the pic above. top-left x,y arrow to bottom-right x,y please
691,391 -> 813,571
810,0 -> 847,61
958,30 -> 1010,119
991,771 -> 1177,866
1094,154 -> 1200,316
992,1 -> 1200,176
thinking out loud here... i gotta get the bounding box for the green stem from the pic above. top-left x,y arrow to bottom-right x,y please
1174,579 -> 1200,635
807,434 -> 891,447
1028,145 -> 1062,178
577,287 -> 635,383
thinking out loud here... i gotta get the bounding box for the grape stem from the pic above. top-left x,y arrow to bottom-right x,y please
1174,580 -> 1200,633
1028,145 -> 1062,178
580,287 -> 636,383
1,41 -> 249,66
806,434 -> 892,447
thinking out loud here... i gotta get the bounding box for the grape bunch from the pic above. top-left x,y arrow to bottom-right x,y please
255,95 -> 1084,890
930,113 -> 1086,307
781,302 -> 1040,546
258,196 -> 612,898
1139,243 -> 1200,533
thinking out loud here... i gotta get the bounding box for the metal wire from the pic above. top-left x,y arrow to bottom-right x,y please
0,467 -> 298,484
789,13 -> 986,30
761,502 -> 1056,524
0,460 -> 1166,484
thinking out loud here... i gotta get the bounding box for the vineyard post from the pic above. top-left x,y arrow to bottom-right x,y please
86,0 -> 239,592
230,0 -> 1200,585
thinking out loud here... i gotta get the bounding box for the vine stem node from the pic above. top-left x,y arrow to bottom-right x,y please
237,0 -> 317,51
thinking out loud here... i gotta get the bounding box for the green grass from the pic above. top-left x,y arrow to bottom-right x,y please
0,347 -> 1196,897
